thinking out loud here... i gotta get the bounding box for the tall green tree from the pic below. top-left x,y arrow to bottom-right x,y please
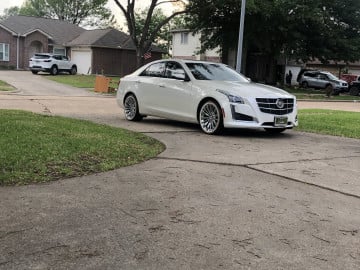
114,0 -> 188,67
19,0 -> 114,27
187,0 -> 360,66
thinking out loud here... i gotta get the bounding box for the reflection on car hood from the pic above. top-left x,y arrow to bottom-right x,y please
195,81 -> 293,98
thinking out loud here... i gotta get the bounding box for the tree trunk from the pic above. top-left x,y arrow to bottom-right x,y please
136,48 -> 145,68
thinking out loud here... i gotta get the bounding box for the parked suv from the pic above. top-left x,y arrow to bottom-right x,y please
29,53 -> 77,75
299,71 -> 348,95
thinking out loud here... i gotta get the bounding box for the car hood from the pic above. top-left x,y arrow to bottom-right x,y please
334,79 -> 347,84
195,81 -> 294,98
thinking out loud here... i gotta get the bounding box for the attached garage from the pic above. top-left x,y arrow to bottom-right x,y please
67,29 -> 164,76
71,48 -> 92,75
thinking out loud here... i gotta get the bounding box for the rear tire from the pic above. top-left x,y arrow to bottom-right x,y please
301,81 -> 308,88
50,65 -> 58,76
349,86 -> 360,96
124,94 -> 142,121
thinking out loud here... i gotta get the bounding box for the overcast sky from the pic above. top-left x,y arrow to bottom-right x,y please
0,0 -> 174,25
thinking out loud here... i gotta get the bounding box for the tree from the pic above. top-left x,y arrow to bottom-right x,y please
19,0 -> 114,27
0,6 -> 21,20
187,0 -> 360,67
134,9 -> 170,54
114,0 -> 188,67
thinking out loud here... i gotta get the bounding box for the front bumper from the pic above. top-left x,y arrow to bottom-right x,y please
221,98 -> 298,129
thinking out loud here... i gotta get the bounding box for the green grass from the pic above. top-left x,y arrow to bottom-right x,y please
0,110 -> 165,186
285,86 -> 360,101
46,74 -> 120,90
0,80 -> 15,91
297,109 -> 360,139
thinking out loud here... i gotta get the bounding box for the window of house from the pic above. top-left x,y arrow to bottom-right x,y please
0,43 -> 10,61
53,48 -> 66,55
180,33 -> 189,45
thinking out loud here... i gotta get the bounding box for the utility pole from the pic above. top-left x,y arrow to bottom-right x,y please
236,0 -> 246,73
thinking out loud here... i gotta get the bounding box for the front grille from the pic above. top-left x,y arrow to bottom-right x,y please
256,98 -> 294,115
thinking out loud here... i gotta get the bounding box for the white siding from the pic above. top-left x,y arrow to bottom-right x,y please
172,31 -> 221,61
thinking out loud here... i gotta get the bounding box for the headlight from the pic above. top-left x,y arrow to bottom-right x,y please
217,89 -> 244,104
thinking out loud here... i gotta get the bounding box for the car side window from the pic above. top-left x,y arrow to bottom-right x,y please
140,62 -> 165,77
165,62 -> 188,80
53,55 -> 62,60
304,72 -> 315,78
62,56 -> 69,61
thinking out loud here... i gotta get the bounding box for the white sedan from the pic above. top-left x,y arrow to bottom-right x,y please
116,59 -> 298,135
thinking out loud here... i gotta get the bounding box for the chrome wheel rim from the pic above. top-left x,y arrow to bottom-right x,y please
124,95 -> 137,120
200,102 -> 220,134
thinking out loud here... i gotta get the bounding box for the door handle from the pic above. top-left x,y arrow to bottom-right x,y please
159,84 -> 165,88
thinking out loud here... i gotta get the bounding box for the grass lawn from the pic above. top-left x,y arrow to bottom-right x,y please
285,86 -> 360,101
297,109 -> 360,139
46,74 -> 120,90
0,110 -> 164,186
0,80 -> 15,91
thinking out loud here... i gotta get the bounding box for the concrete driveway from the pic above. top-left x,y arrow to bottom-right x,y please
0,71 -> 360,269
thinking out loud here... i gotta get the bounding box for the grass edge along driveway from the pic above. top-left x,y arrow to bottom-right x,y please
0,110 -> 165,186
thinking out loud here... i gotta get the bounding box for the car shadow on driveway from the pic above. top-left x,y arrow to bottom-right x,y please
136,117 -> 295,139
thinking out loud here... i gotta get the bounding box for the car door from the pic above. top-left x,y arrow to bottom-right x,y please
61,55 -> 71,70
156,61 -> 195,121
136,62 -> 166,115
316,74 -> 329,88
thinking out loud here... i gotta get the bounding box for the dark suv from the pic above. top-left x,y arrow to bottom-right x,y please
299,71 -> 348,95
348,79 -> 360,96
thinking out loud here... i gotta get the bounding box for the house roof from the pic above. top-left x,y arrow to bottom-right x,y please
0,15 -> 84,45
66,28 -> 130,48
67,28 -> 165,53
0,16 -> 165,53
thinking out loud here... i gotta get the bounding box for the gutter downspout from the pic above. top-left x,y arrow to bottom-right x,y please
16,34 -> 20,70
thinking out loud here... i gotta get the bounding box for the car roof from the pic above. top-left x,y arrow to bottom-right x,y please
150,59 -> 225,66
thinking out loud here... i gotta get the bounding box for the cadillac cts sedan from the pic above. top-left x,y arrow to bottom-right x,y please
116,60 -> 298,135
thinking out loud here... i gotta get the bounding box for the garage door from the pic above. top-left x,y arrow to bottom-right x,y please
71,49 -> 92,75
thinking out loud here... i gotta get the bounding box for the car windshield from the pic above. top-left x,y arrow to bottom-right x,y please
324,73 -> 339,80
185,62 -> 249,82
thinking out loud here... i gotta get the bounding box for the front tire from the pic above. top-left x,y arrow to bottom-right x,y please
349,86 -> 360,96
31,70 -> 38,74
50,65 -> 58,75
199,100 -> 223,135
124,94 -> 142,121
325,84 -> 333,97
70,66 -> 77,75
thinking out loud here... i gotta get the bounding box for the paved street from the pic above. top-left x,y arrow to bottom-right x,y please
0,71 -> 360,269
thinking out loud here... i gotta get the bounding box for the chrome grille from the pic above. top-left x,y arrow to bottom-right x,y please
256,98 -> 294,115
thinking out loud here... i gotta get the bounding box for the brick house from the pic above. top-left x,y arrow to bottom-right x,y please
0,15 -> 163,76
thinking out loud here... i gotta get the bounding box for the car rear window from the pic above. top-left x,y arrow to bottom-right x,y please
33,54 -> 51,59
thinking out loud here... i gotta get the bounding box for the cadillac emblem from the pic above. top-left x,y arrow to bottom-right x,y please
276,99 -> 285,109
